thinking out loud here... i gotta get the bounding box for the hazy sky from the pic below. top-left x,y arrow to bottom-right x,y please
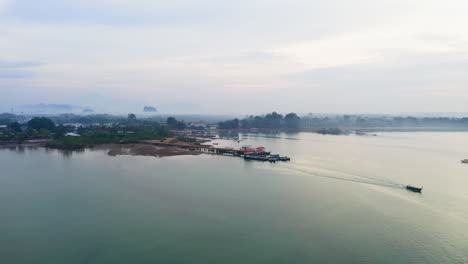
1,0 -> 468,114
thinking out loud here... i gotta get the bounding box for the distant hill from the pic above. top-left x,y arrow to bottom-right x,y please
17,104 -> 93,114
143,106 -> 157,112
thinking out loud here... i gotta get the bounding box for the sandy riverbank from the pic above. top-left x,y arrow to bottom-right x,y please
1,141 -> 200,158
94,143 -> 200,157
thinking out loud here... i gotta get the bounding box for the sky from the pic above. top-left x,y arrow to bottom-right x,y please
1,0 -> 468,114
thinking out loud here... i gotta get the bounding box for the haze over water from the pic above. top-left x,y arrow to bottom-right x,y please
1,132 -> 468,263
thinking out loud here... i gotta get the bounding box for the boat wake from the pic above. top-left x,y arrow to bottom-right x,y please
281,165 -> 405,190
245,134 -> 301,140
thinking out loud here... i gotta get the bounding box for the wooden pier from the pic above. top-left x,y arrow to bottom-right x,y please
140,140 -> 249,156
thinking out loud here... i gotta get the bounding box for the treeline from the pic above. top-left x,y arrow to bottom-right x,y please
1,117 -> 56,141
47,126 -> 172,150
301,115 -> 468,128
1,112 -> 190,129
219,112 -> 301,129
218,112 -> 468,129
0,116 -> 174,149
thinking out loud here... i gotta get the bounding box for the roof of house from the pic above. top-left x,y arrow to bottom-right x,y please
65,132 -> 80,137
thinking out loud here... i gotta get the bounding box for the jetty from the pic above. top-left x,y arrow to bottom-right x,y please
140,140 -> 290,161
141,140 -> 253,156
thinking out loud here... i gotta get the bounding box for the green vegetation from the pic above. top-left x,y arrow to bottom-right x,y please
52,114 -> 121,124
47,126 -> 172,149
8,122 -> 22,133
0,115 -> 174,149
218,112 -> 468,130
28,117 -> 55,131
2,112 -> 468,146
167,117 -> 186,130
1,117 -> 56,142
0,113 -> 16,125
221,112 -> 299,129
218,118 -> 239,129
284,113 -> 301,128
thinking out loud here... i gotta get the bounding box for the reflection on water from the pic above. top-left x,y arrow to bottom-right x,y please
57,148 -> 85,158
3,145 -> 86,158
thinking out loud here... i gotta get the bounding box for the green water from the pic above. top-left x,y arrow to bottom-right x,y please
1,132 -> 468,263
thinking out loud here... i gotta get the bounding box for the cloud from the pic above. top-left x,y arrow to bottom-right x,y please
0,61 -> 43,68
287,49 -> 468,89
0,0 -> 10,10
0,69 -> 33,78
1,0 -> 468,113
4,0 -> 238,25
0,60 -> 43,79
283,49 -> 468,112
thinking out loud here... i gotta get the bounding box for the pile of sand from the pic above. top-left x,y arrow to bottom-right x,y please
95,143 -> 200,157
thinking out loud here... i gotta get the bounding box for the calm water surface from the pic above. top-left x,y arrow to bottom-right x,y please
1,132 -> 468,263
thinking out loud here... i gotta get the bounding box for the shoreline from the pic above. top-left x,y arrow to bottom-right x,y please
178,127 -> 468,133
93,143 -> 200,157
0,139 -> 52,148
0,141 -> 200,158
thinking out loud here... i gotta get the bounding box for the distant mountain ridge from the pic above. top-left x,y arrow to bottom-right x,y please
17,104 -> 92,114
143,106 -> 157,112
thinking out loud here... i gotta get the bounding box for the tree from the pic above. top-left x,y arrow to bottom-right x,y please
253,116 -> 265,128
157,126 -> 172,137
27,117 -> 55,131
128,113 -> 136,120
219,118 -> 239,129
16,132 -> 27,142
264,112 -> 283,128
284,113 -> 300,128
175,121 -> 186,130
39,128 -> 51,138
7,122 -> 22,133
167,117 -> 177,126
54,125 -> 67,139
166,117 -> 185,130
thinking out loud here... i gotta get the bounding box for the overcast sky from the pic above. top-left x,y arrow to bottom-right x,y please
1,0 -> 468,114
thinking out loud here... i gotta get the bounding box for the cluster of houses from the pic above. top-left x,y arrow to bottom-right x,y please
0,125 -> 8,136
1,119 -> 220,138
188,122 -> 218,130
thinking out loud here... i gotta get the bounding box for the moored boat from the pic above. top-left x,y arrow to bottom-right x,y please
406,185 -> 423,193
244,155 -> 269,161
243,150 -> 290,162
268,156 -> 280,162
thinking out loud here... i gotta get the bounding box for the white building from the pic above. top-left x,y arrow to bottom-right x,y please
65,132 -> 80,137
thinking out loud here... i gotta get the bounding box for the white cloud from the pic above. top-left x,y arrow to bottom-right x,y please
0,0 -> 10,10
2,0 -> 468,113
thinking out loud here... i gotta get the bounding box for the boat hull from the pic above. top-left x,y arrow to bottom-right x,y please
406,185 -> 423,192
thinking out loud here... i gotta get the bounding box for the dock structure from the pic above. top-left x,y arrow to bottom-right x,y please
140,140 -> 249,156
